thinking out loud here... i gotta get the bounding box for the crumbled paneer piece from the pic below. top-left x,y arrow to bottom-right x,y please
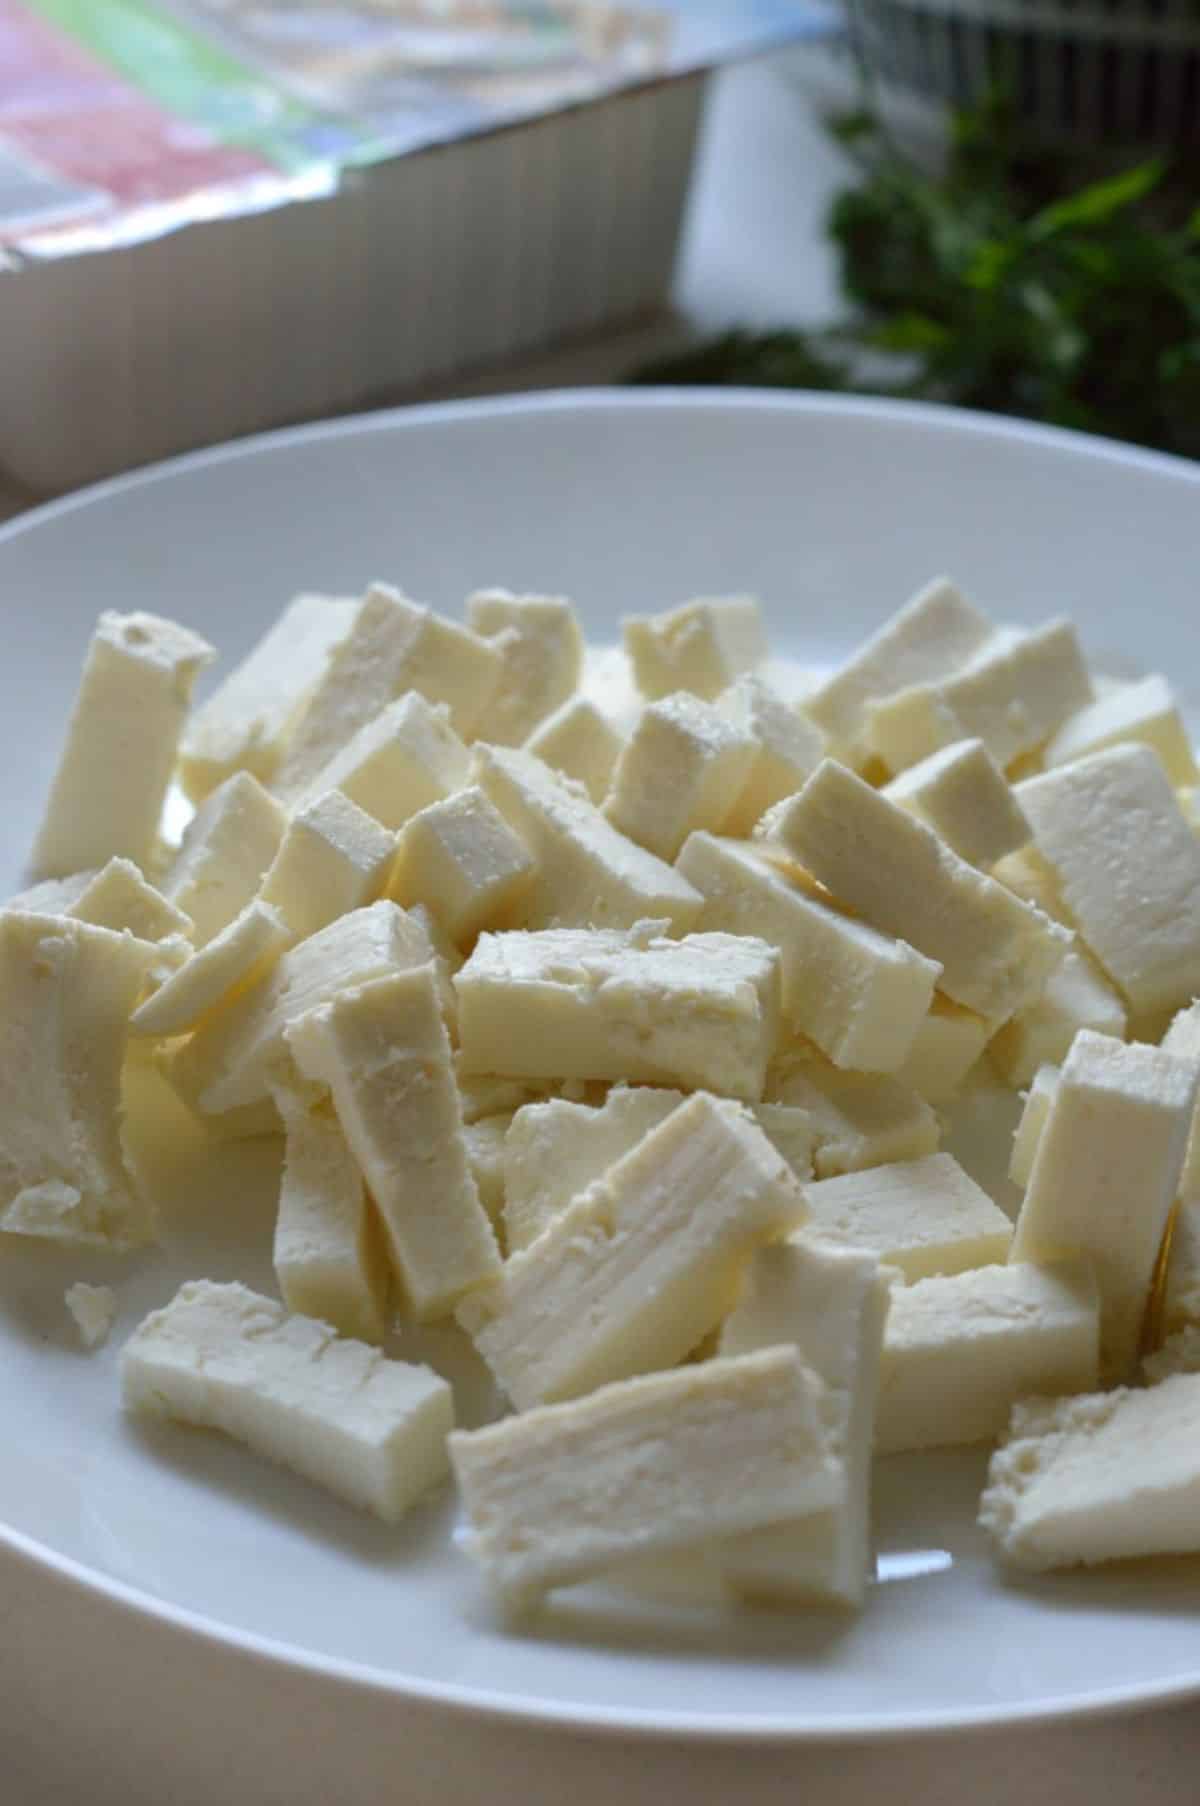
979,1374 -> 1200,1571
32,610 -> 215,879
604,692 -> 756,861
122,1280 -> 453,1522
466,591 -> 584,745
65,1282 -> 117,1351
623,596 -> 767,702
525,697 -> 624,805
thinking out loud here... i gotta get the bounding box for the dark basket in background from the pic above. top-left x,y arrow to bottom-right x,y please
846,0 -> 1200,145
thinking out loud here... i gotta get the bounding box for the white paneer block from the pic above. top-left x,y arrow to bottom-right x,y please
623,595 -> 767,703
801,1153 -> 1012,1281
866,620 -> 1093,774
462,1114 -> 511,1227
165,901 -> 437,1121
130,901 -> 290,1038
718,1239 -> 890,1607
163,772 -> 287,948
715,675 -> 827,836
273,584 -> 501,799
472,744 -> 701,934
990,948 -> 1126,1087
287,965 -> 499,1320
503,1086 -> 684,1253
1011,1030 -> 1199,1379
455,924 -> 780,1101
883,739 -> 1031,869
0,914 -> 157,1249
803,578 -> 993,770
766,1048 -> 940,1178
875,1260 -> 1098,1454
1163,1001 -> 1200,1204
450,1348 -> 837,1603
604,693 -> 756,861
457,1094 -> 806,1408
1157,1200 -> 1200,1345
390,786 -> 536,946
259,790 -> 395,943
122,1280 -> 452,1522
294,692 -> 470,831
1045,675 -> 1198,788
895,995 -> 989,1104
65,1282 -> 117,1350
179,594 -> 357,800
32,611 -> 214,880
524,697 -> 624,805
760,760 -> 1071,1024
991,844 -> 1072,925
1009,1063 -> 1060,1189
751,1103 -> 819,1185
677,834 -> 939,1072
979,1374 -> 1200,1570
1017,746 -> 1200,1019
270,1075 -> 389,1345
466,591 -> 584,745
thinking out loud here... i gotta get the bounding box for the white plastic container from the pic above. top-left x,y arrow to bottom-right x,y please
0,75 -> 704,495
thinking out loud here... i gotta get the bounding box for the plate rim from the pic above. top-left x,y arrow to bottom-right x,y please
4,386 -> 1200,1744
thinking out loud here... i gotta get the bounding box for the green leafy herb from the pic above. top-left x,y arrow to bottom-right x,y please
634,95 -> 1200,459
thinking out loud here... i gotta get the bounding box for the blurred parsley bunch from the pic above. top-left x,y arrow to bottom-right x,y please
636,96 -> 1200,459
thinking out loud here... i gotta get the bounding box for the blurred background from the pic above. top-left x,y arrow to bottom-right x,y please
1,0 -> 1197,516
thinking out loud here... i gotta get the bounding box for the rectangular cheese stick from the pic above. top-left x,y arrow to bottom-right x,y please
454,924 -> 781,1101
882,738 -> 1031,869
450,1348 -> 837,1603
1017,745 -> 1200,1020
759,759 -> 1071,1024
130,900 -> 290,1038
0,913 -> 158,1250
524,697 -> 624,805
1011,1029 -> 1199,1379
457,1093 -> 806,1408
604,692 -> 756,861
32,611 -> 214,879
466,591 -> 583,746
163,772 -> 287,947
259,790 -> 395,943
122,1280 -> 451,1522
622,596 -> 767,703
677,833 -> 939,1073
287,966 -> 499,1320
270,1075 -> 389,1345
766,1047 -> 940,1177
178,593 -> 357,801
717,1238 -> 890,1607
1044,674 -> 1198,788
801,1152 -> 1013,1281
874,1260 -> 1099,1453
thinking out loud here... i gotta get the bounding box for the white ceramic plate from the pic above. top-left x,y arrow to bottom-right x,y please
2,391 -> 1200,1745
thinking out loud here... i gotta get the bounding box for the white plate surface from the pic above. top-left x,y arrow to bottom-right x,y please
1,390 -> 1199,1743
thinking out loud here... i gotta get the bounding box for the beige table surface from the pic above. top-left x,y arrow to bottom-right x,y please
3,51 -> 1200,1806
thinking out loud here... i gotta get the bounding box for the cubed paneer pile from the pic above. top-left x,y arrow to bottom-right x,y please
9,574 -> 1200,1609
